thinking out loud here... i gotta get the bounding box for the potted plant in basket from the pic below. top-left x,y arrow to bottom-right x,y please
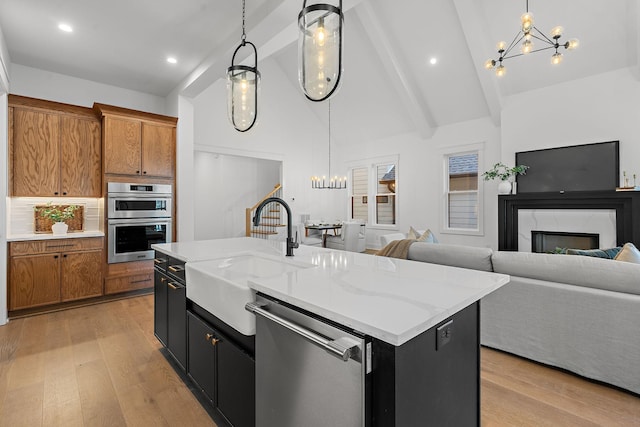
482,163 -> 529,194
38,203 -> 79,235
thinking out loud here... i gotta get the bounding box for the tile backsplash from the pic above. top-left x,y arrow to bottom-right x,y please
8,197 -> 104,236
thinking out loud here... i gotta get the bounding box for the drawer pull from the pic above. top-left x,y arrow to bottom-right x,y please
154,258 -> 167,265
45,244 -> 75,249
167,282 -> 179,290
168,265 -> 184,273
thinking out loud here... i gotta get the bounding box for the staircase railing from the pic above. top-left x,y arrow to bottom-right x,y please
246,184 -> 283,238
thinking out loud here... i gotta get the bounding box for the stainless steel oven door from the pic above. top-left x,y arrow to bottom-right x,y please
108,218 -> 172,263
107,196 -> 172,219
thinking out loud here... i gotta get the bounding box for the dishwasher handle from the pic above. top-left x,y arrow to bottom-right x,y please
246,302 -> 360,362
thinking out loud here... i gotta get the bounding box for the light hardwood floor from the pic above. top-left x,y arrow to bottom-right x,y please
0,295 -> 638,426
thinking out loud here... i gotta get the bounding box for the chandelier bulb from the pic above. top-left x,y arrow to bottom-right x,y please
521,39 -> 534,54
551,52 -> 563,65
496,41 -> 507,52
566,38 -> 580,50
484,59 -> 496,70
496,64 -> 506,77
521,12 -> 534,33
551,26 -> 564,39
315,17 -> 326,47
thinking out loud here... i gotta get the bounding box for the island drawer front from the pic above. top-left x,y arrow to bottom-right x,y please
154,250 -> 170,273
10,237 -> 104,256
166,256 -> 185,283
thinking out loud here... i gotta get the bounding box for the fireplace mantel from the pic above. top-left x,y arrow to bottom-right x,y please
498,191 -> 640,251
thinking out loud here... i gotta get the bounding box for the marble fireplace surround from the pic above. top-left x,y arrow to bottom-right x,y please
498,191 -> 640,251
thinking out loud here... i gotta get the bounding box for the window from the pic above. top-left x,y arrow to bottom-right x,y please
444,149 -> 482,234
351,167 -> 368,223
349,157 -> 398,227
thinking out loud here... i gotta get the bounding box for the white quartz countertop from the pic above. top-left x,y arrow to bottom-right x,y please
7,230 -> 105,242
153,238 -> 509,346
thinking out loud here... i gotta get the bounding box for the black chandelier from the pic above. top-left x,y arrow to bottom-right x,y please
311,101 -> 346,189
227,0 -> 260,131
485,0 -> 579,77
298,0 -> 344,102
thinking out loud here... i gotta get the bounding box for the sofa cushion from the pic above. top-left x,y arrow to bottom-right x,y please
566,247 -> 621,259
614,242 -> 640,264
408,243 -> 493,272
408,227 -> 436,243
492,251 -> 640,296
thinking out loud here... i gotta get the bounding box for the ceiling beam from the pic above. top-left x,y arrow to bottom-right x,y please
626,0 -> 640,80
353,3 -> 436,139
452,0 -> 502,126
177,0 -> 370,99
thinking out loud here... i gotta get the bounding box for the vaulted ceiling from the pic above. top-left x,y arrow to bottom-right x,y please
1,0 -> 637,135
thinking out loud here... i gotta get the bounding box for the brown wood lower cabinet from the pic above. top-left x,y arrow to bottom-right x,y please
8,237 -> 104,312
104,260 -> 154,295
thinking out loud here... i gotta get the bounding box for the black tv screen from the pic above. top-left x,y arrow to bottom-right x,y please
515,141 -> 619,193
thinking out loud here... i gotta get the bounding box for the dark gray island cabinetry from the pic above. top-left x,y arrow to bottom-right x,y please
153,248 -> 255,427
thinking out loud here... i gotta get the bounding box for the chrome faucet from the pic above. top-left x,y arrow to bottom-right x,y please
253,197 -> 299,256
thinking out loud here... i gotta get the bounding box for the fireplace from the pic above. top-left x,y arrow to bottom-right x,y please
498,191 -> 640,251
531,231 -> 599,253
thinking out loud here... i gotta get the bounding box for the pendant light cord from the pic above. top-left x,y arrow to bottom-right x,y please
241,0 -> 247,44
328,100 -> 331,178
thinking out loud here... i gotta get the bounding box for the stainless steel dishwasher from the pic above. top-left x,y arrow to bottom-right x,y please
246,294 -> 368,427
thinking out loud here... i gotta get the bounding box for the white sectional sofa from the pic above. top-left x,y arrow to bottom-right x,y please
402,242 -> 640,395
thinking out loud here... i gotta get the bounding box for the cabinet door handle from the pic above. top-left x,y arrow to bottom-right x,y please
54,192 -> 59,195
143,171 -> 147,175
136,170 -> 140,174
205,333 -> 219,345
168,265 -> 184,273
53,255 -> 59,259
160,277 -> 166,283
63,254 -> 67,258
62,192 -> 67,195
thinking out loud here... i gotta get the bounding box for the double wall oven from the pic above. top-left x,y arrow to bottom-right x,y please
107,182 -> 172,263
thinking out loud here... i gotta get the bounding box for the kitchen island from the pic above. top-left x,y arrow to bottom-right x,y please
153,237 -> 509,426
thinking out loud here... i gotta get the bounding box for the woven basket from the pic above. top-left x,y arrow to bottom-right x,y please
34,205 -> 84,233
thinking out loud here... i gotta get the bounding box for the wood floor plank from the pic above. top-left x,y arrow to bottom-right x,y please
75,359 -> 127,426
0,316 -> 23,363
0,382 -> 44,427
117,383 -> 170,427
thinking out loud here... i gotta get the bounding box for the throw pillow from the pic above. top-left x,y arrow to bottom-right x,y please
614,243 -> 640,264
408,226 -> 435,243
566,247 -> 622,259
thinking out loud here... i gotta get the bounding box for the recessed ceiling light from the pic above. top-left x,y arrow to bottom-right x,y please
167,57 -> 177,64
429,57 -> 438,65
58,23 -> 73,33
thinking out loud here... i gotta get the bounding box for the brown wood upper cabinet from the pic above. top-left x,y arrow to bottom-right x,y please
97,104 -> 177,178
9,95 -> 102,197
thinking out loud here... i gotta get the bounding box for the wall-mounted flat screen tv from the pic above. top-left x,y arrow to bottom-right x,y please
515,141 -> 619,193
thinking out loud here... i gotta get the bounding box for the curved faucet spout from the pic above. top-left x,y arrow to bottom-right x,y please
253,197 -> 298,256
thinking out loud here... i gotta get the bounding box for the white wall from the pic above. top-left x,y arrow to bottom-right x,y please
194,153 -> 280,239
0,25 -> 9,325
9,64 -> 166,114
501,68 -> 640,182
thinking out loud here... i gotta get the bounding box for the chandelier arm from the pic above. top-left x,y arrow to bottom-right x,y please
502,33 -> 525,58
502,45 -> 557,60
531,26 -> 556,45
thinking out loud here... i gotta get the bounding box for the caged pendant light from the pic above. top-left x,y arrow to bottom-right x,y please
227,0 -> 260,132
298,0 -> 344,102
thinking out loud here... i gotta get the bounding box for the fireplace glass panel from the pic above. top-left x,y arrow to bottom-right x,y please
531,231 -> 599,253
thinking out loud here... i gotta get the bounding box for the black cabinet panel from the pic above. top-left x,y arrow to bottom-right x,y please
188,311 -> 217,404
153,269 -> 168,346
218,337 -> 255,427
167,281 -> 187,370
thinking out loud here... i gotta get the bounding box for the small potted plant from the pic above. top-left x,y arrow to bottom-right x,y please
482,162 -> 529,194
39,203 -> 79,235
